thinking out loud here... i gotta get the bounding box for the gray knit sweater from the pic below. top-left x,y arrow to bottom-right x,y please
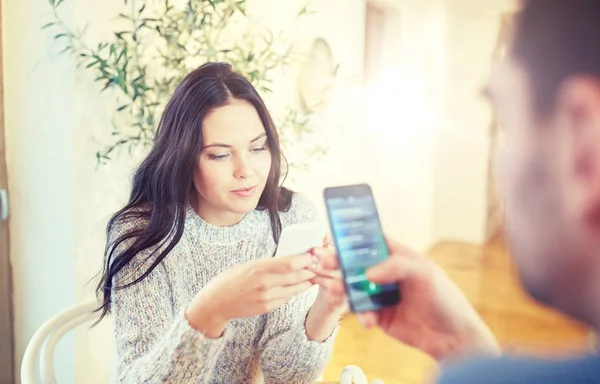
109,193 -> 335,383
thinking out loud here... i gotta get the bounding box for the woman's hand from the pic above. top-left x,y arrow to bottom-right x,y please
303,237 -> 348,342
185,253 -> 317,338
309,246 -> 347,315
316,237 -> 500,361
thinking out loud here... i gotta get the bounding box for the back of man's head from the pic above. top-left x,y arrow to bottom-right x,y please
513,0 -> 600,116
488,0 -> 600,326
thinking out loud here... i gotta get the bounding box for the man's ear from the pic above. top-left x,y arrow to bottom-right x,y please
557,76 -> 600,227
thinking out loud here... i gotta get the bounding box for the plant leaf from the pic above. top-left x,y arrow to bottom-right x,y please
58,46 -> 72,55
44,0 -> 323,167
116,47 -> 127,63
116,71 -> 127,93
101,79 -> 114,91
115,31 -> 129,40
235,2 -> 246,16
86,59 -> 100,68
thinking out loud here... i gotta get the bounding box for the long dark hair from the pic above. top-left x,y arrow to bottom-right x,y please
95,62 -> 293,321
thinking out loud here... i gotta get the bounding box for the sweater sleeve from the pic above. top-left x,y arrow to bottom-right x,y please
109,219 -> 234,383
258,193 -> 337,383
258,287 -> 336,384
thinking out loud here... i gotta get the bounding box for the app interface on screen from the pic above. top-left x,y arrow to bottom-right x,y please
326,194 -> 396,310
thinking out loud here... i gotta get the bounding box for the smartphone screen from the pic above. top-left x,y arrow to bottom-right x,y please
324,184 -> 400,312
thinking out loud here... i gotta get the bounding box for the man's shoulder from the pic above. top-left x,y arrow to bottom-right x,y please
437,354 -> 600,384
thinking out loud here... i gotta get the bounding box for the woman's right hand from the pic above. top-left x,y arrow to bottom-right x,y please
185,253 -> 317,338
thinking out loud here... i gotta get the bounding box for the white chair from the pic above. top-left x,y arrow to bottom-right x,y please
21,299 -> 99,384
21,300 -> 383,384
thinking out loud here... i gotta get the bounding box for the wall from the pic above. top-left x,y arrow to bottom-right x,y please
71,1 -> 143,381
255,0 -> 368,226
287,0 -> 448,253
4,0 -> 140,381
432,0 -> 511,244
369,0 -> 445,252
3,0 -> 78,381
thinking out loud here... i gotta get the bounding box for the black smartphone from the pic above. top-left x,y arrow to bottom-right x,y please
323,183 -> 400,312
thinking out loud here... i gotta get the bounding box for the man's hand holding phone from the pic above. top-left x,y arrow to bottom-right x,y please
314,237 -> 500,362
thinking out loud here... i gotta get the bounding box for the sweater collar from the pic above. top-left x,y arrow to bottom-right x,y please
184,204 -> 265,244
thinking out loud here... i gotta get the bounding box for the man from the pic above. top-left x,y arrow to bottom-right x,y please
318,0 -> 600,382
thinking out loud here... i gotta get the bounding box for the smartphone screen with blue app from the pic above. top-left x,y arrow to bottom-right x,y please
323,184 -> 400,312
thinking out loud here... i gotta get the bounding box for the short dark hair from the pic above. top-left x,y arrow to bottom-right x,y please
512,0 -> 600,116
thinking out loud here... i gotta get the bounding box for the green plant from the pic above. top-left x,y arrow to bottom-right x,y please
43,0 -> 326,168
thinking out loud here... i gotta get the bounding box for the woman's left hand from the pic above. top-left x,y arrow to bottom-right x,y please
308,237 -> 348,316
302,239 -> 347,342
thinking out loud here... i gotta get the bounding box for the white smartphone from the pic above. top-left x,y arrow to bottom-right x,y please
274,221 -> 327,257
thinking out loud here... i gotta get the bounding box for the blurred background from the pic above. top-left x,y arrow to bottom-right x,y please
0,0 -> 591,383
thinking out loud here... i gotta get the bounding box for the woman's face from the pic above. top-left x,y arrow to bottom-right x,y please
192,99 -> 272,226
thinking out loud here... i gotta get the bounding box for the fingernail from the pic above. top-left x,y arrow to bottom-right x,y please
312,255 -> 319,266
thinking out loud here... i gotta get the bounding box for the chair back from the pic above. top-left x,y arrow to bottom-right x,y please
21,299 -> 98,384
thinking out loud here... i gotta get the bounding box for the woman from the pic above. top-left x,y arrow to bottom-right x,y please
96,62 -> 346,383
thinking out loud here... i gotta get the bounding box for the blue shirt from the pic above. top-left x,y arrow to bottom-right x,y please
438,355 -> 600,384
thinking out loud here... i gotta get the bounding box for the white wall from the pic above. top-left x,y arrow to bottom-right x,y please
432,0 -> 511,244
71,0 -> 143,381
254,0 -> 368,224
369,0 -> 446,252
3,0 -> 78,381
286,0 -> 449,253
4,0 -> 137,381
